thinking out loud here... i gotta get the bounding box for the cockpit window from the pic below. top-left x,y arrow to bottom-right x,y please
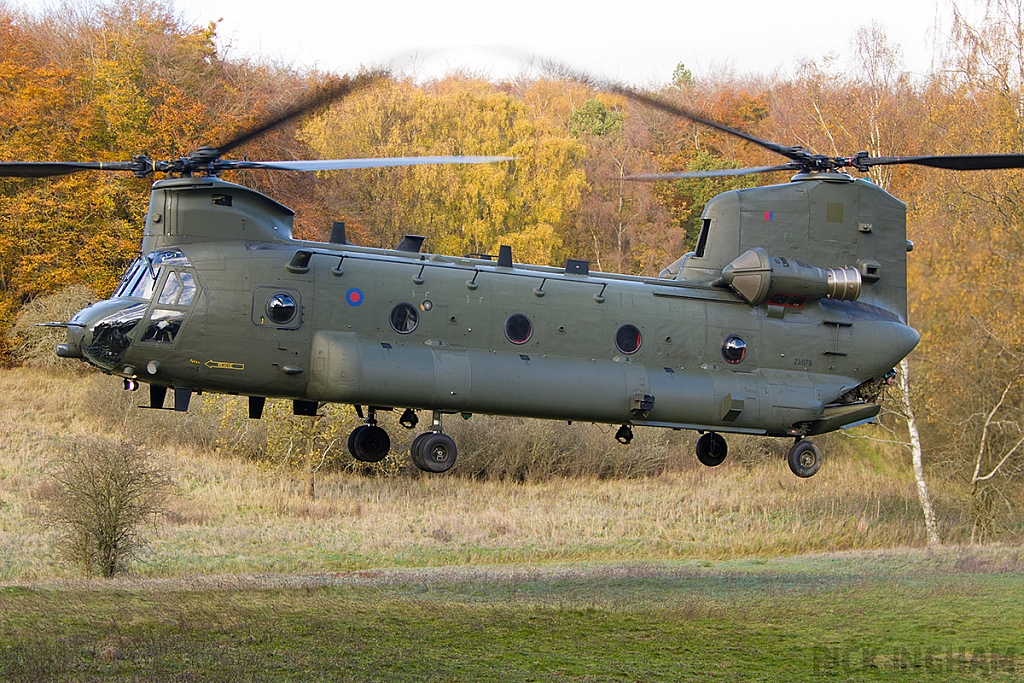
149,249 -> 192,267
114,259 -> 145,298
82,302 -> 147,369
694,218 -> 711,258
178,272 -> 196,306
140,309 -> 185,344
138,269 -> 199,346
158,272 -> 182,305
112,258 -> 162,300
156,270 -> 198,307
114,251 -> 193,301
128,265 -> 162,300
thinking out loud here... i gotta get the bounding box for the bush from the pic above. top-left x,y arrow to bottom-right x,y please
6,285 -> 95,372
442,415 -> 688,481
45,435 -> 171,577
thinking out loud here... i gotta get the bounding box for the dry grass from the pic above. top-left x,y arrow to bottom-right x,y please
0,366 -> 1001,581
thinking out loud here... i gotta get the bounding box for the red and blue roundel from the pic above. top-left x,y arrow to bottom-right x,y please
346,288 -> 364,306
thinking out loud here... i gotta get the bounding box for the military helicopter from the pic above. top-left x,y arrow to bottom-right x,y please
6,74 -> 1023,479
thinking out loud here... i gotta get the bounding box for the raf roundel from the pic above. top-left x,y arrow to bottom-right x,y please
345,288 -> 364,307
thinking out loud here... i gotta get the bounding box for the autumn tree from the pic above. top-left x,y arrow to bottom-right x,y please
300,75 -> 586,265
568,96 -> 678,275
906,0 -> 1024,540
638,74 -> 774,253
0,0 -> 318,359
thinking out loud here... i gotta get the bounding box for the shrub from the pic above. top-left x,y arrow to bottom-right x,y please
442,415 -> 688,481
45,435 -> 171,577
6,285 -> 95,372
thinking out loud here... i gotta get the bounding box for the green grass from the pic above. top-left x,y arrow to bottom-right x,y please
2,552 -> 1022,681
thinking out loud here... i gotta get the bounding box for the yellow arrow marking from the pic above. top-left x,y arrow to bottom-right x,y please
205,360 -> 244,371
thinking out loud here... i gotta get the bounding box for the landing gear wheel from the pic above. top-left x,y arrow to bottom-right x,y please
348,425 -> 390,463
411,432 -> 457,473
695,432 -> 728,467
788,439 -> 822,478
409,432 -> 432,470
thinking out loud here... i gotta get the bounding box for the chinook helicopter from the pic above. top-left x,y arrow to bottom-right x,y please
6,75 -> 1024,479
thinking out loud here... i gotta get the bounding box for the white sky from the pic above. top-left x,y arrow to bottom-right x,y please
13,0 -> 978,84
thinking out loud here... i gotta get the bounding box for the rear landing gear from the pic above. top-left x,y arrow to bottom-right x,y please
410,411 -> 458,473
347,407 -> 391,463
695,432 -> 728,467
787,439 -> 822,478
411,432 -> 458,473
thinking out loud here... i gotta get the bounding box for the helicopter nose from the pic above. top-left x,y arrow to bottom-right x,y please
55,324 -> 85,358
56,300 -> 147,370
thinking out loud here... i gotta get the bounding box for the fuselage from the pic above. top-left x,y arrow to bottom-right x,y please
60,174 -> 919,438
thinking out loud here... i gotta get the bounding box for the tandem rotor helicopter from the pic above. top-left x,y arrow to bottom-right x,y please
5,72 -> 1024,478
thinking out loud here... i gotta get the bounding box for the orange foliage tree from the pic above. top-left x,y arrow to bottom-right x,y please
0,1 -> 316,360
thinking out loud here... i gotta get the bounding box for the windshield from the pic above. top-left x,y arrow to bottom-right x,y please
112,251 -> 192,301
113,259 -> 146,298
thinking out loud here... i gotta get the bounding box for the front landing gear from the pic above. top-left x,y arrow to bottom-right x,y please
788,439 -> 823,478
410,411 -> 458,473
695,432 -> 728,467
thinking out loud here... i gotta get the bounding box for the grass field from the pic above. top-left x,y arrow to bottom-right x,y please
2,550 -> 1023,681
1,367 -> 1021,680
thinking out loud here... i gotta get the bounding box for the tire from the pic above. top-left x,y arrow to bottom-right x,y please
695,432 -> 728,467
409,432 -> 432,470
412,432 -> 457,473
351,425 -> 390,463
788,439 -> 822,478
347,425 -> 368,459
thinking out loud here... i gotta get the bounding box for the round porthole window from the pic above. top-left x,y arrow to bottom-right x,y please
390,303 -> 419,334
615,324 -> 642,354
721,335 -> 747,364
504,313 -> 533,344
266,292 -> 297,325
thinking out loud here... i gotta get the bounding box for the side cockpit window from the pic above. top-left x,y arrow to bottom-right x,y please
140,309 -> 184,343
178,272 -> 196,305
158,272 -> 182,305
155,270 -> 198,306
140,267 -> 200,345
694,218 -> 711,258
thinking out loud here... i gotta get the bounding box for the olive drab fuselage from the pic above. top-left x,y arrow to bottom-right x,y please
62,172 -> 919,440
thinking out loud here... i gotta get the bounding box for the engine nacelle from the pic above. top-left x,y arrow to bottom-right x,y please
720,247 -> 862,306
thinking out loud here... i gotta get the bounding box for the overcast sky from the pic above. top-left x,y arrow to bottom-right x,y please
12,0 -> 979,84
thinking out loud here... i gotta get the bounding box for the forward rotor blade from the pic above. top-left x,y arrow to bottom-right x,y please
627,164 -> 800,181
858,153 -> 1024,171
214,71 -> 387,158
225,156 -> 515,172
0,161 -> 139,178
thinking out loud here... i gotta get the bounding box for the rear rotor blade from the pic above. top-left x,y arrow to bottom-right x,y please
608,85 -> 803,162
225,156 -> 515,172
627,164 -> 801,181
